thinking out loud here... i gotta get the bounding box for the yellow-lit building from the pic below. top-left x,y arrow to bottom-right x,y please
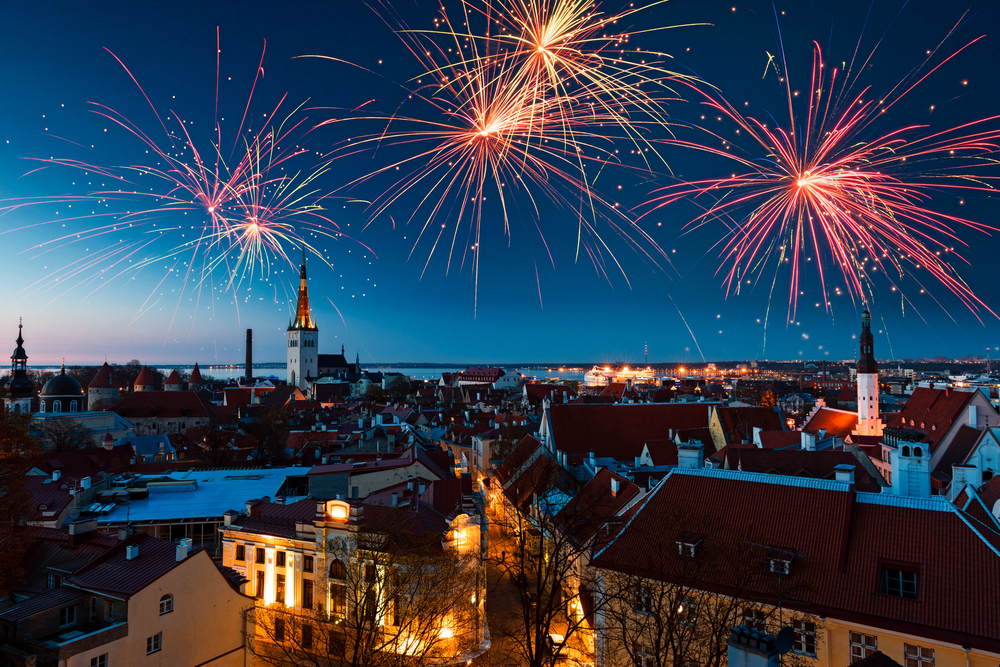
219,481 -> 488,664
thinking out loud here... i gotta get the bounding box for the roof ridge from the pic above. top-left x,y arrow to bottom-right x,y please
591,467 -> 672,562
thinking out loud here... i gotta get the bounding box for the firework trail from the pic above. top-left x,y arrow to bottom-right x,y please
3,31 -> 366,333
310,0 -> 696,312
641,15 -> 1000,323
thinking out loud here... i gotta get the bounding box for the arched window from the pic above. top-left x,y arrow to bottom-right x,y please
902,446 -> 911,457
37,402 -> 44,413
53,400 -> 62,413
159,594 -> 173,615
70,400 -> 78,413
12,404 -> 19,414
329,559 -> 347,619
914,447 -> 923,458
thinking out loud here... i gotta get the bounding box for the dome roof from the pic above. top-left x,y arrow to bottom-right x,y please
41,365 -> 83,397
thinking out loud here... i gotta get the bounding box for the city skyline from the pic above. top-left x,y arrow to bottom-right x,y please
2,0 -> 1000,365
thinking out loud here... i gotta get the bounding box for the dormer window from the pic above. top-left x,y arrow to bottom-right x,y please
883,566 -> 918,599
676,533 -> 702,557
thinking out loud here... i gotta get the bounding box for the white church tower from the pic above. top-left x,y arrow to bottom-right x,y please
287,251 -> 318,390
854,308 -> 883,437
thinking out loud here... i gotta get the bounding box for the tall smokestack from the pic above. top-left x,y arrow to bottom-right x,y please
245,329 -> 253,380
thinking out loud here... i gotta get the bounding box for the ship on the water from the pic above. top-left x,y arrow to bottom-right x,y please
583,365 -> 656,387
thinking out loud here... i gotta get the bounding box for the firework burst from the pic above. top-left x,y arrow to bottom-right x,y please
642,18 -> 1000,323
4,32 -> 363,329
310,0 -> 693,312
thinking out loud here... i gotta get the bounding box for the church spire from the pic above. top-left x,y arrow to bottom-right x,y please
289,249 -> 316,331
858,307 -> 877,374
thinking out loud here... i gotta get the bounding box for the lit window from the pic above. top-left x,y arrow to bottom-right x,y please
792,620 -> 816,656
884,567 -> 917,599
678,597 -> 697,626
905,644 -> 935,667
59,606 -> 76,627
159,594 -> 173,615
146,632 -> 162,654
276,574 -> 286,603
850,632 -> 877,663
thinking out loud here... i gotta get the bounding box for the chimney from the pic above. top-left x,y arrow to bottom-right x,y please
834,464 -> 855,485
726,625 -> 781,667
81,477 -> 91,490
610,478 -> 619,497
969,404 -> 978,429
890,444 -> 931,497
677,442 -> 704,469
176,538 -> 192,562
126,544 -> 139,560
246,500 -> 254,515
800,431 -> 816,451
52,469 -> 62,482
245,329 -> 253,380
634,455 -> 641,468
418,482 -> 426,496
275,496 -> 285,506
224,510 -> 237,527
753,427 -> 762,448
391,492 -> 398,507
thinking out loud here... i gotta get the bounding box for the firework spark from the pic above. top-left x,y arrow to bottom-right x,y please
4,32 -> 363,330
643,21 -> 1000,322
310,0 -> 692,312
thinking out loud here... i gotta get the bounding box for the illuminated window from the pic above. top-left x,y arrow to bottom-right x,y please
329,560 -> 347,619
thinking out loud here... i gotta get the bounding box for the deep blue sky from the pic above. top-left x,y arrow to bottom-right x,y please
1,0 -> 999,366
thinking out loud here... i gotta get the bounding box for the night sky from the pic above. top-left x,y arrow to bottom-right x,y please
2,0 -> 999,366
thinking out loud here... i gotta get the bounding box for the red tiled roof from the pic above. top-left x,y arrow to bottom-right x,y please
134,365 -> 154,387
556,468 -> 640,545
934,425 -> 985,476
0,586 -> 88,622
17,528 -> 119,596
592,469 -> 1000,651
722,448 -> 883,492
66,533 -> 200,598
235,499 -> 317,538
524,384 -> 577,400
837,385 -> 856,402
494,435 -> 542,484
884,386 -> 980,452
979,476 -> 1000,513
112,391 -> 215,420
598,383 -> 641,401
164,369 -> 182,386
802,407 -> 858,438
716,407 -> 785,446
189,363 -> 203,384
88,362 -> 114,389
503,455 -> 559,514
549,403 -> 716,461
758,431 -> 803,449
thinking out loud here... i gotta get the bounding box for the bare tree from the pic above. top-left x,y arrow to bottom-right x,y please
0,406 -> 45,597
39,418 -> 93,451
245,508 -> 482,667
599,508 -> 820,667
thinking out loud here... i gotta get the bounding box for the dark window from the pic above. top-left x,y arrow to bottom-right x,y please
59,606 -> 76,627
850,632 -> 877,663
329,631 -> 346,656
633,586 -> 652,615
146,632 -> 162,654
884,568 -> 917,599
274,617 -> 285,642
276,551 -> 286,567
256,571 -> 265,599
905,644 -> 935,667
743,608 -> 766,632
634,643 -> 655,667
276,574 -> 286,603
302,624 -> 313,650
302,580 -> 313,610
90,655 -> 108,667
678,597 -> 697,626
303,555 -> 313,573
235,545 -> 245,562
159,594 -> 173,615
256,547 -> 265,564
